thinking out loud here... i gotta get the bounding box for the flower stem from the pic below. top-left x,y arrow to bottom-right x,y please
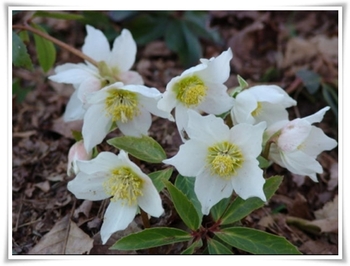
12,24 -> 99,67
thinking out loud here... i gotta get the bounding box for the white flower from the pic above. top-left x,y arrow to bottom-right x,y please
231,85 -> 297,126
157,49 -> 235,141
82,82 -> 173,153
67,150 -> 164,244
265,106 -> 337,182
67,140 -> 92,176
163,110 -> 267,215
49,25 -> 143,122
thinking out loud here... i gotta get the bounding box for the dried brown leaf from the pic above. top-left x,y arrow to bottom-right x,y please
28,214 -> 93,254
34,181 -> 50,193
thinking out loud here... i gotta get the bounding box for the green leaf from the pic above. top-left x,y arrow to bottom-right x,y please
148,168 -> 173,192
296,69 -> 322,94
207,238 -> 234,254
215,227 -> 301,254
110,227 -> 192,251
12,31 -> 33,70
12,78 -> 33,103
33,11 -> 84,20
164,180 -> 201,231
174,174 -> 202,220
107,135 -> 166,163
210,197 -> 231,222
321,83 -> 338,120
31,23 -> 56,72
219,175 -> 283,224
181,239 -> 203,254
257,155 -> 271,169
71,130 -> 83,142
237,75 -> 249,89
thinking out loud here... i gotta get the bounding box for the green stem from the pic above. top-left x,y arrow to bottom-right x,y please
12,24 -> 99,67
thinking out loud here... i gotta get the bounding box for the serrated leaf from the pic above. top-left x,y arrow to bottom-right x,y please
164,181 -> 201,231
296,69 -> 322,94
174,174 -> 202,220
110,227 -> 192,250
181,239 -> 203,254
107,135 -> 166,163
33,11 -> 84,20
215,227 -> 301,254
148,168 -> 173,192
207,238 -> 234,254
31,23 -> 56,72
12,31 -> 33,70
219,175 -> 283,224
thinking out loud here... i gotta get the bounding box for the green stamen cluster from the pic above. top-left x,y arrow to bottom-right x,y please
98,61 -> 120,87
105,89 -> 139,123
103,167 -> 144,205
207,141 -> 244,179
174,76 -> 208,107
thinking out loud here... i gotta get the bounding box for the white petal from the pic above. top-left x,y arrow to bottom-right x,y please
199,83 -> 234,115
163,139 -> 207,177
175,105 -> 190,142
303,106 -> 330,124
229,122 -> 266,159
231,160 -> 266,201
250,85 -> 296,107
49,67 -> 95,85
63,90 -> 86,122
194,168 -> 233,215
82,25 -> 111,62
181,63 -> 207,76
67,172 -> 109,201
300,127 -> 338,157
157,89 -> 178,114
137,178 -> 164,217
100,201 -> 137,244
254,103 -> 290,126
109,29 -> 137,72
139,94 -> 174,121
118,70 -> 144,85
231,90 -> 257,125
77,151 -> 122,174
77,76 -> 102,103
116,107 -> 152,137
82,104 -> 112,152
122,84 -> 162,99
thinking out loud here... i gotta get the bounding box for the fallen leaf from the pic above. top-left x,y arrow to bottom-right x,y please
74,200 -> 92,219
282,37 -> 318,68
34,181 -> 50,193
327,162 -> 338,191
28,214 -> 93,254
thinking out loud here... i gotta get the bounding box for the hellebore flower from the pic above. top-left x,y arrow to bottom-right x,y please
163,110 -> 266,215
49,25 -> 143,122
265,106 -> 338,182
82,82 -> 173,153
231,85 -> 297,126
157,49 -> 234,141
67,140 -> 92,176
67,150 -> 164,244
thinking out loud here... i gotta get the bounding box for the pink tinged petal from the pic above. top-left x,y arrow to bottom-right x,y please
186,110 -> 230,143
82,104 -> 112,153
118,70 -> 144,85
231,160 -> 266,201
109,29 -> 136,72
116,107 -> 152,137
231,90 -> 257,125
277,119 -> 312,152
67,172 -> 109,201
100,201 -> 138,244
303,106 -> 330,124
279,150 -> 323,180
77,151 -> 123,175
199,83 -> 234,115
194,168 -> 233,215
82,25 -> 111,62
137,178 -> 164,217
67,140 -> 92,176
163,139 -> 207,177
229,122 -> 266,159
197,48 -> 233,84
77,76 -> 102,103
63,90 -> 86,122
300,127 -> 338,157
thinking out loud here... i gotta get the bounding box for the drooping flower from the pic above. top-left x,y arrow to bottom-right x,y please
163,110 -> 267,215
67,150 -> 164,244
82,82 -> 173,153
157,49 -> 235,141
265,106 -> 337,182
230,85 -> 297,126
67,140 -> 92,176
49,25 -> 143,122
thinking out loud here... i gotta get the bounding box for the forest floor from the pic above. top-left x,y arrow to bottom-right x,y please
12,10 -> 339,255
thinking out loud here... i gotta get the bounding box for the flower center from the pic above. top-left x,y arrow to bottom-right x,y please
103,166 -> 144,205
98,61 -> 120,87
105,88 -> 139,123
251,102 -> 263,117
174,76 -> 208,107
207,141 -> 244,179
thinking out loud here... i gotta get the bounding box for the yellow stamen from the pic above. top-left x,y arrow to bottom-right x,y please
251,102 -> 263,117
174,76 -> 208,107
103,167 -> 144,205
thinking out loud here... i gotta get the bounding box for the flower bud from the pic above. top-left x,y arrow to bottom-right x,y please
67,140 -> 92,176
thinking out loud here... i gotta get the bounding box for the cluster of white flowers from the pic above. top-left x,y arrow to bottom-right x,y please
50,25 -> 337,244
